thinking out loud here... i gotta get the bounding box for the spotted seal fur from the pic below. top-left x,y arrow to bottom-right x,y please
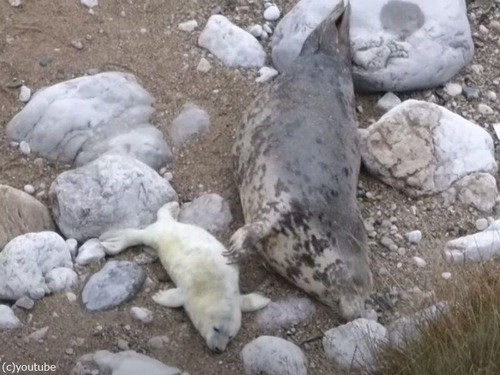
225,2 -> 373,321
99,201 -> 270,352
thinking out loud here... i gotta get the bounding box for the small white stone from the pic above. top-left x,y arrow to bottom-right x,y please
19,141 -> 31,155
478,103 -> 494,115
471,64 -> 484,75
441,272 -> 452,280
117,339 -> 129,351
0,305 -> 21,330
405,230 -> 422,244
66,292 -> 77,303
262,23 -> 273,35
376,92 -> 401,112
444,82 -> 462,97
248,24 -> 263,38
479,25 -> 489,34
19,85 -> 31,103
23,185 -> 35,194
75,239 -> 106,265
263,5 -> 281,21
71,40 -> 84,50
81,0 -> 98,8
140,28 -> 147,34
66,239 -> 78,258
475,218 -> 489,231
130,306 -> 154,324
486,91 -> 497,102
196,58 -> 212,73
412,256 -> 427,268
9,0 -> 22,7
178,20 -> 198,33
256,67 -> 279,83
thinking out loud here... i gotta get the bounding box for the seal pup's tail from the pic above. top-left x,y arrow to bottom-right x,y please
299,0 -> 351,61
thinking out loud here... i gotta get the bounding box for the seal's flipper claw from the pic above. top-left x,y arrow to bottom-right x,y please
99,228 -> 145,255
152,288 -> 185,308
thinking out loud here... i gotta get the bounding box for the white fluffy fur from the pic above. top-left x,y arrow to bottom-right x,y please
99,201 -> 270,352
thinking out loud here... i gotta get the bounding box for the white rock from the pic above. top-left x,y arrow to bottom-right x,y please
271,0 -> 345,72
248,24 -> 263,38
66,292 -> 77,303
49,154 -> 178,242
444,83 -> 462,97
388,302 -> 449,349
351,0 -> 474,92
241,336 -> 308,375
376,92 -> 402,112
9,0 -> 22,6
81,0 -> 98,8
256,67 -> 279,83
263,23 -> 273,35
198,15 -> 266,68
66,239 -> 78,258
0,305 -> 22,330
45,267 -> 78,293
405,230 -> 422,244
196,58 -> 212,73
412,256 -> 427,268
130,307 -> 154,324
455,173 -> 498,212
443,219 -> 500,263
441,272 -> 452,280
486,91 -> 497,102
256,297 -> 316,330
76,239 -> 106,265
323,318 -> 387,371
478,103 -> 494,115
27,326 -> 49,341
23,184 -> 35,194
19,141 -> 31,155
15,296 -> 35,310
71,350 -> 183,375
475,218 -> 489,231
7,72 -> 172,171
178,20 -> 198,33
178,193 -> 232,234
19,85 -> 31,102
359,100 -> 497,197
169,103 -> 210,146
0,232 -> 73,300
264,5 -> 281,21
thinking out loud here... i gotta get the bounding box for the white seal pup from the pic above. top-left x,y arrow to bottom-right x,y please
99,201 -> 270,353
225,3 -> 373,321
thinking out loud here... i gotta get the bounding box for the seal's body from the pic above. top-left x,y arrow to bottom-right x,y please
99,201 -> 270,352
226,3 -> 373,320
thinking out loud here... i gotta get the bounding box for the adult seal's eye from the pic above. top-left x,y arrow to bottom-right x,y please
213,327 -> 220,332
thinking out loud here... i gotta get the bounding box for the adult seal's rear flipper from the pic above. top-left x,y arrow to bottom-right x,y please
299,0 -> 351,61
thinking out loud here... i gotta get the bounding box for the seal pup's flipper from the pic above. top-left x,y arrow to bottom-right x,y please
99,200 -> 180,255
240,293 -> 271,312
152,288 -> 185,308
223,220 -> 274,264
99,228 -> 148,255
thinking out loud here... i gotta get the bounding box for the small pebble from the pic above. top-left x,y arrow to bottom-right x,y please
130,307 -> 154,324
66,292 -> 77,303
478,103 -> 494,115
23,185 -> 35,195
19,141 -> 31,155
412,256 -> 427,268
9,0 -> 22,6
444,83 -> 462,97
380,236 -> 398,252
263,5 -> 280,21
248,24 -> 263,38
19,85 -> 32,103
71,40 -> 84,50
486,91 -> 497,102
178,20 -> 198,33
404,230 -> 422,244
196,58 -> 212,73
463,85 -> 480,100
256,67 -> 279,83
65,348 -> 74,355
117,339 -> 129,351
441,272 -> 452,280
475,218 -> 489,231
15,296 -> 35,310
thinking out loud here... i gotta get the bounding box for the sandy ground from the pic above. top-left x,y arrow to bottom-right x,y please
0,0 -> 499,374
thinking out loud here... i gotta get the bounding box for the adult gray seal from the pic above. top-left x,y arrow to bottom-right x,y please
225,2 -> 373,321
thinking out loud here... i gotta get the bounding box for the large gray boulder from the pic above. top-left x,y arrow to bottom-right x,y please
0,185 -> 54,250
6,72 -> 172,170
49,154 -> 178,242
350,0 -> 474,92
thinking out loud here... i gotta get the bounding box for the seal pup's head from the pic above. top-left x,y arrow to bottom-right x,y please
199,300 -> 242,353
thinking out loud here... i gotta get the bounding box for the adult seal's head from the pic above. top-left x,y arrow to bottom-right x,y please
226,2 -> 373,321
